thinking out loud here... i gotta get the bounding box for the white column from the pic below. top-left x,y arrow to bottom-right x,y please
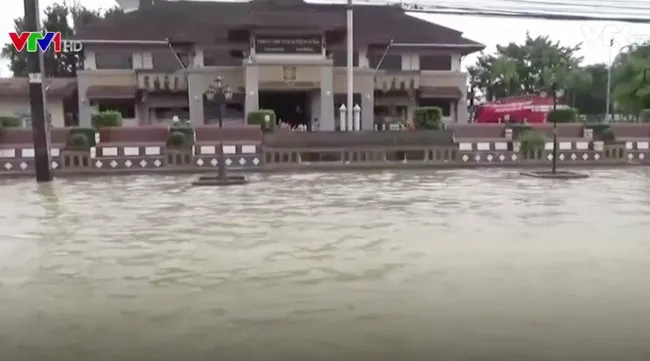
353,104 -> 361,130
346,0 -> 354,132
339,104 -> 347,131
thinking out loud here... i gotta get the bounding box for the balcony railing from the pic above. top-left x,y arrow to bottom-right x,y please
374,70 -> 420,92
419,70 -> 467,88
137,72 -> 188,92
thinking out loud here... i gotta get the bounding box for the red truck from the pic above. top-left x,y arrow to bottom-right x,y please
473,95 -> 568,123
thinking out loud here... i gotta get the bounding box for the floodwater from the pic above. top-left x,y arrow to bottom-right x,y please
1,169 -> 650,361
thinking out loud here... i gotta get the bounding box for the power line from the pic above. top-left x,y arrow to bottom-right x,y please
313,0 -> 650,22
411,0 -> 650,16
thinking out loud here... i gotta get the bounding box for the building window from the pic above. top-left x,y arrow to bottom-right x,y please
97,100 -> 136,118
153,107 -> 189,121
418,98 -> 451,116
332,51 -> 358,67
152,51 -> 190,70
204,47 -> 242,66
420,55 -> 452,71
368,53 -> 401,70
95,52 -> 133,69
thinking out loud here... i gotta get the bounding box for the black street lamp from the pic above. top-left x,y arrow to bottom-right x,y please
541,82 -> 564,174
204,76 -> 232,182
551,82 -> 565,174
191,76 -> 248,186
521,78 -> 587,179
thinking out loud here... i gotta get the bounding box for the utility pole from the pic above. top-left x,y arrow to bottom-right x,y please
24,0 -> 53,182
346,0 -> 354,130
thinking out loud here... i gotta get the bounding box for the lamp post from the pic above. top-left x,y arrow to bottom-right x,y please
550,82 -> 565,174
204,76 -> 232,182
606,42 -> 635,122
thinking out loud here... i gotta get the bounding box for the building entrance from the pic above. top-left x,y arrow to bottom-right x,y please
259,91 -> 309,128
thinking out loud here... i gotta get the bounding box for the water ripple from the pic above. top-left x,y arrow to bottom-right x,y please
1,169 -> 650,360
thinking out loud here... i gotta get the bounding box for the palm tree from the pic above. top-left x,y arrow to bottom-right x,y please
612,46 -> 650,116
490,57 -> 519,97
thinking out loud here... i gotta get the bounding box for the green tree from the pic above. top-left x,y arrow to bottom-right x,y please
573,64 -> 608,118
471,33 -> 583,100
611,45 -> 650,115
565,68 -> 593,107
0,2 -> 122,77
490,56 -> 520,97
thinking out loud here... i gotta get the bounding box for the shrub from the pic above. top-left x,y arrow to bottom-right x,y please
600,127 -> 615,143
413,107 -> 443,130
67,133 -> 90,149
167,131 -> 192,148
506,123 -> 533,139
91,110 -> 122,128
0,116 -> 21,127
167,121 -> 194,148
584,123 -> 613,142
547,108 -> 578,123
168,121 -> 194,139
640,109 -> 650,122
519,130 -> 545,155
247,110 -> 276,131
69,127 -> 96,147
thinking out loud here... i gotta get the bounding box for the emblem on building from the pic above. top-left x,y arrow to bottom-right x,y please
282,66 -> 297,83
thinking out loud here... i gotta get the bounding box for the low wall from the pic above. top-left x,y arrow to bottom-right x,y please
0,124 -> 649,177
0,125 -> 263,174
263,130 -> 455,148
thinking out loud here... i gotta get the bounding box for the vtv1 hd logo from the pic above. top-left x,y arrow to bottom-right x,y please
9,32 -> 83,53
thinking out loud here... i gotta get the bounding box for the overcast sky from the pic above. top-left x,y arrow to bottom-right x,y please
2,0 -> 650,76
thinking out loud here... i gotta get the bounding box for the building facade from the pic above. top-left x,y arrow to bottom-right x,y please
0,78 -> 76,127
75,0 -> 484,130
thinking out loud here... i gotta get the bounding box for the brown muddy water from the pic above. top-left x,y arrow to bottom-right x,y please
1,169 -> 650,361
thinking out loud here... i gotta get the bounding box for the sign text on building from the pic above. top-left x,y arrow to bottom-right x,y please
9,32 -> 83,53
255,36 -> 321,54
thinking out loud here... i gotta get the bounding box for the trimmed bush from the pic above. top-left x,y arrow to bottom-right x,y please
0,116 -> 21,127
0,116 -> 21,140
519,130 -> 545,155
506,123 -> 533,139
69,127 -> 96,147
600,127 -> 615,143
91,110 -> 122,128
247,110 -> 276,131
413,107 -> 443,130
583,122 -> 613,142
167,131 -> 191,148
168,121 -> 194,138
547,108 -> 578,123
640,109 -> 650,122
67,132 -> 90,149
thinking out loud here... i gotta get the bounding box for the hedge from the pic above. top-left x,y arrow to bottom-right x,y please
413,107 -> 443,130
547,108 -> 578,123
167,122 -> 194,148
247,110 -> 276,131
0,116 -> 21,127
519,130 -> 545,155
640,109 -> 650,122
507,123 -> 533,139
91,110 -> 123,128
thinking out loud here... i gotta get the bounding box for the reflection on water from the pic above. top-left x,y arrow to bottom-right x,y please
1,169 -> 650,360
